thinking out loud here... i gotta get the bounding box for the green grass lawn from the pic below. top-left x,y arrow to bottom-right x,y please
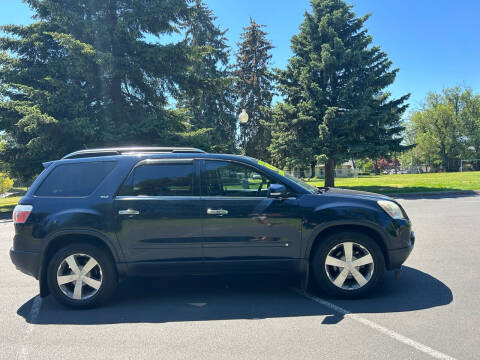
307,171 -> 480,194
0,196 -> 22,213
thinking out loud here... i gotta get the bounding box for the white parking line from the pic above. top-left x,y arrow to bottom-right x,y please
291,288 -> 456,360
18,295 -> 42,360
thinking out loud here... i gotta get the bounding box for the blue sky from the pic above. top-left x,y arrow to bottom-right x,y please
1,0 -> 479,111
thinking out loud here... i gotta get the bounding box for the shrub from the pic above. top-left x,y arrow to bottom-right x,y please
0,173 -> 14,194
362,161 -> 374,174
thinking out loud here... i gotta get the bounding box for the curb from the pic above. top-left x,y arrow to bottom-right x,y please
387,190 -> 480,199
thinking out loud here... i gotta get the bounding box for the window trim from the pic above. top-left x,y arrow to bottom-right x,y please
116,195 -> 202,201
200,159 -> 295,198
114,158 -> 200,198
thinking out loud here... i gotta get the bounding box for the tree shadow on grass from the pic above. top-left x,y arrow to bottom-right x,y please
18,266 -> 452,326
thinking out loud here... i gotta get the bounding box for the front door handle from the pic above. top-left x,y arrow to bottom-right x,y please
207,209 -> 229,216
118,209 -> 140,215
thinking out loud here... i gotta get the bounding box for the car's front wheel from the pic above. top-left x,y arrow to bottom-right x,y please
47,243 -> 117,308
312,231 -> 385,298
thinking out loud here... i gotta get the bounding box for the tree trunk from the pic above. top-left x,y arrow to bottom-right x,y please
442,155 -> 448,172
300,168 -> 305,178
107,1 -> 123,126
111,75 -> 123,116
310,162 -> 316,178
439,142 -> 448,172
324,158 -> 335,187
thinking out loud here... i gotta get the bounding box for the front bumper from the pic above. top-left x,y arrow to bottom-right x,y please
387,231 -> 415,270
10,247 -> 41,279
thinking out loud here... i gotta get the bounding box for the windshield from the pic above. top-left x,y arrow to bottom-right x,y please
254,159 -> 319,194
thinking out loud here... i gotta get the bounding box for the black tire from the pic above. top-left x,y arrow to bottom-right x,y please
47,243 -> 117,309
311,231 -> 385,298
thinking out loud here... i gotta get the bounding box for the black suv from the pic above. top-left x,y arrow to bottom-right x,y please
10,147 -> 414,308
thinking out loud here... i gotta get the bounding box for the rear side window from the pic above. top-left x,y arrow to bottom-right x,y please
119,163 -> 194,197
36,161 -> 117,197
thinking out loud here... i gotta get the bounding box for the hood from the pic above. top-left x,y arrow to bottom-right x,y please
323,187 -> 392,201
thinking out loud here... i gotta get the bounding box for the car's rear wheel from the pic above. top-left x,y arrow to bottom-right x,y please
311,231 -> 385,298
47,243 -> 117,308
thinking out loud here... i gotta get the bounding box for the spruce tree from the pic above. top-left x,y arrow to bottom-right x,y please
270,0 -> 409,186
234,19 -> 274,159
0,0 -> 192,180
177,0 -> 237,153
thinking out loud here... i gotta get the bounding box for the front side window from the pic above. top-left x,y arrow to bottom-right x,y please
254,158 -> 318,194
119,163 -> 194,197
36,161 -> 117,197
205,160 -> 274,197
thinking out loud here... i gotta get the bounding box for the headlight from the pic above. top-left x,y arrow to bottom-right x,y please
377,200 -> 405,220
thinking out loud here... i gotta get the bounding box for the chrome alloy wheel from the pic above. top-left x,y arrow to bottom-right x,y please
324,241 -> 374,290
56,253 -> 103,300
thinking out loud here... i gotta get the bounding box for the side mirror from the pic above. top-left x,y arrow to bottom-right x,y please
267,184 -> 287,198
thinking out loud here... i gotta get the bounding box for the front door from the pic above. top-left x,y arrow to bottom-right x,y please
115,159 -> 203,273
200,159 -> 302,273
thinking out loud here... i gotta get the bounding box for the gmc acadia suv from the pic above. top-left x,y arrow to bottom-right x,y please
10,147 -> 414,308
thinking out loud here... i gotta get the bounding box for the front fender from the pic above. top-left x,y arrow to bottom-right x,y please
303,219 -> 391,259
301,200 -> 395,259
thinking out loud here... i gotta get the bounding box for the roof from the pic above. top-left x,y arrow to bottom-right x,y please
62,147 -> 206,159
43,149 -> 254,169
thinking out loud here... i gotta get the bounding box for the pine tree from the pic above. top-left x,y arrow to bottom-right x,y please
234,19 -> 274,160
270,0 -> 409,186
0,0 -> 192,180
177,0 -> 237,153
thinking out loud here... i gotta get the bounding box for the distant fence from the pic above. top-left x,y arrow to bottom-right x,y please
460,159 -> 480,172
284,166 -> 357,179
283,163 -> 467,179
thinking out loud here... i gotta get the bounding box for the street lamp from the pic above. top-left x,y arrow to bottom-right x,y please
239,109 -> 249,124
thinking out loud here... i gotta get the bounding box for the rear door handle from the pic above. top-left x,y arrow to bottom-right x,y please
118,209 -> 140,215
207,209 -> 229,216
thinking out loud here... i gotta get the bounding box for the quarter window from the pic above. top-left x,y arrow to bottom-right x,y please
205,161 -> 274,197
36,161 -> 117,197
120,163 -> 194,197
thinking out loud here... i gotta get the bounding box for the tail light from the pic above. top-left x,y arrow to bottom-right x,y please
13,205 -> 33,224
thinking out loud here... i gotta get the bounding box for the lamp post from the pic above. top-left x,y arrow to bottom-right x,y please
239,109 -> 249,155
239,109 -> 249,124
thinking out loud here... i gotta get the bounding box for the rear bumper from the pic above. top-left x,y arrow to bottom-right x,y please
387,231 -> 415,270
9,247 -> 41,279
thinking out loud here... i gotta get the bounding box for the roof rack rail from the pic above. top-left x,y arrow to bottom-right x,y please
62,147 -> 206,159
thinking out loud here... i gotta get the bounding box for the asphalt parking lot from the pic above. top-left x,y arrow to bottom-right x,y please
1,194 -> 478,360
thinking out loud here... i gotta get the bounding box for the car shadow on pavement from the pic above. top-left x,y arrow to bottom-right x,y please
309,266 -> 454,324
17,266 -> 452,325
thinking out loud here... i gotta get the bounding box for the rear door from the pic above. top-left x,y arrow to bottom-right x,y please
200,159 -> 302,272
114,159 -> 204,272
